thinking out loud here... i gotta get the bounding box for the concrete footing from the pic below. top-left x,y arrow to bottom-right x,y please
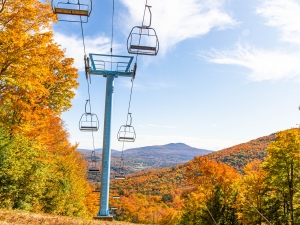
93,216 -> 113,221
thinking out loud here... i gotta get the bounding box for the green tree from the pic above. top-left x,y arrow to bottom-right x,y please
262,128 -> 300,225
0,127 -> 47,211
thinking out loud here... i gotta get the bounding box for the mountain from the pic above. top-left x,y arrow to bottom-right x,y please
77,143 -> 212,174
116,143 -> 212,168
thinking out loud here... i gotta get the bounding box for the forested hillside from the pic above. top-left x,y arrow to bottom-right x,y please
209,133 -> 275,171
0,0 -> 94,217
108,130 -> 300,224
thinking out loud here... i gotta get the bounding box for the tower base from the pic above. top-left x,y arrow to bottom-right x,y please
93,216 -> 113,221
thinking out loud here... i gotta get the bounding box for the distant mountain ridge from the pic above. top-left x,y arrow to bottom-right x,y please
77,143 -> 212,174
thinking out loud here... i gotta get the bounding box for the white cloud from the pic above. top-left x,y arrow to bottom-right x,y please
147,124 -> 158,127
53,32 -> 112,71
164,126 -> 177,129
257,0 -> 300,45
120,0 -> 238,54
201,43 -> 300,81
199,0 -> 300,81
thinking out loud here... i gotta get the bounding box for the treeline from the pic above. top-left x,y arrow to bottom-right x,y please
208,134 -> 275,171
0,0 -> 94,217
110,129 -> 300,225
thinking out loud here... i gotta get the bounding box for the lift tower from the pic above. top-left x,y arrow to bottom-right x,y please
88,53 -> 134,220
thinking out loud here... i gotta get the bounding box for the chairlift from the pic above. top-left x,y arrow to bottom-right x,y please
51,0 -> 92,22
87,153 -> 101,181
89,167 -> 100,172
79,100 -> 99,132
87,169 -> 100,180
88,150 -> 99,162
87,159 -> 100,172
114,169 -> 126,179
127,5 -> 159,56
114,166 -> 126,180
114,174 -> 126,180
117,113 -> 136,142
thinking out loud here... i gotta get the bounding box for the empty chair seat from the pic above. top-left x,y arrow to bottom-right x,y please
51,0 -> 92,22
126,6 -> 159,56
114,175 -> 126,180
79,112 -> 99,132
54,7 -> 89,16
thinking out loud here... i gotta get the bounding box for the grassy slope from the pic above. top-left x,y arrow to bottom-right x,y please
0,209 -> 140,225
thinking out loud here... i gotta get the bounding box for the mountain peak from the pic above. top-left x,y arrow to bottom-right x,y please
164,143 -> 189,147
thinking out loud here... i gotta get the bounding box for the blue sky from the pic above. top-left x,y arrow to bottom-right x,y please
52,0 -> 300,151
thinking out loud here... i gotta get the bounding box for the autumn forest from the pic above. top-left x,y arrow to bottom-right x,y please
1,1 -> 300,225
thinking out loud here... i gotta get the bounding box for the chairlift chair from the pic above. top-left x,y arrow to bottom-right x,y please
87,155 -> 101,181
88,150 -> 99,162
114,168 -> 126,180
79,100 -> 99,132
117,113 -> 136,142
114,174 -> 126,180
87,159 -> 100,172
127,5 -> 159,56
51,0 -> 92,22
88,167 -> 100,172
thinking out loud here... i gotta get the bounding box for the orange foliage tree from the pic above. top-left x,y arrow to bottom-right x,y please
0,0 -> 93,217
180,156 -> 241,224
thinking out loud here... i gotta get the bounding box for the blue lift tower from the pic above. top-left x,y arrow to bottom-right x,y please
88,53 -> 134,221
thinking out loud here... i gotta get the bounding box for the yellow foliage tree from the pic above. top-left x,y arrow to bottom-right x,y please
0,0 -> 78,136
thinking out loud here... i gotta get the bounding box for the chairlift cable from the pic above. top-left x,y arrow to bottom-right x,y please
80,16 -> 87,57
134,0 -> 148,66
239,193 -> 272,225
110,0 -> 115,75
206,205 -> 217,225
125,0 -> 149,120
80,15 -> 96,151
117,0 -> 149,175
110,0 -> 115,55
109,0 -> 126,175
123,0 -> 149,127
